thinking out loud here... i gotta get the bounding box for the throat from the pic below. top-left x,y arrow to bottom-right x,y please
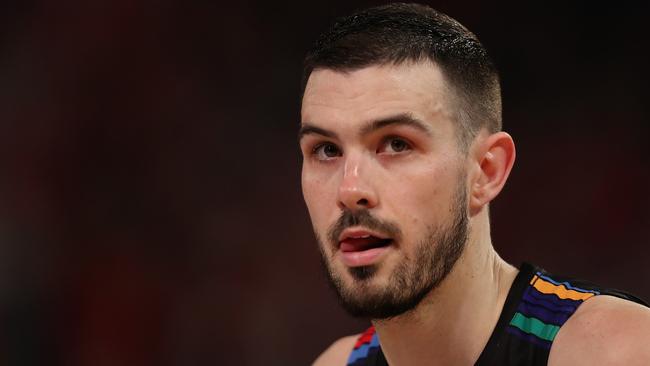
371,255 -> 517,366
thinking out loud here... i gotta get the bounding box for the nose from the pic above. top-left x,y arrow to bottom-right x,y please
337,154 -> 378,211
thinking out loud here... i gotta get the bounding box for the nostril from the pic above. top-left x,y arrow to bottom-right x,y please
357,198 -> 369,206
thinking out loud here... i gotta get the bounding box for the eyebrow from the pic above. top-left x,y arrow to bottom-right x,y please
298,112 -> 432,142
298,124 -> 338,142
359,113 -> 432,137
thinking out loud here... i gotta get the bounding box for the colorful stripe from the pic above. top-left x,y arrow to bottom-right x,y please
353,327 -> 376,349
522,286 -> 582,312
509,312 -> 560,341
347,327 -> 380,365
536,274 -> 600,294
516,300 -> 572,325
531,274 -> 597,301
508,271 -> 598,347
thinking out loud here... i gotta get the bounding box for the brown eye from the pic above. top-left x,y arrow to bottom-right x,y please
379,137 -> 411,154
324,144 -> 340,157
314,142 -> 342,160
390,138 -> 409,152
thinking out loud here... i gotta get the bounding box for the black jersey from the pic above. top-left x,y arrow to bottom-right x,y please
346,263 -> 647,366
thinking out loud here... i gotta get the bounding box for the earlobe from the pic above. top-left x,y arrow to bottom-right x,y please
469,132 -> 516,213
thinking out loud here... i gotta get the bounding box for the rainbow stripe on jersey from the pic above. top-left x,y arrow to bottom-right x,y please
505,271 -> 599,348
347,326 -> 380,366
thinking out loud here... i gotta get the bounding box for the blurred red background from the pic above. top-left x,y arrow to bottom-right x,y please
0,1 -> 648,365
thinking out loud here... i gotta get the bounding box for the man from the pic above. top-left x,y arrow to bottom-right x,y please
298,3 -> 650,366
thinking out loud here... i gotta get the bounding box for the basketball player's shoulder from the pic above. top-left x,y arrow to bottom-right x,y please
312,334 -> 359,366
548,295 -> 650,366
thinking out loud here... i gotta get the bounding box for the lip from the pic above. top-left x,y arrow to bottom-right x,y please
337,227 -> 394,267
337,228 -> 389,244
339,246 -> 391,267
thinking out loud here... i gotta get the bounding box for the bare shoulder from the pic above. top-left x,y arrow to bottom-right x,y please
312,334 -> 359,366
549,295 -> 650,366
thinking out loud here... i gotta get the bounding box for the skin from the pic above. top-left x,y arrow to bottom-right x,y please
300,61 -> 650,365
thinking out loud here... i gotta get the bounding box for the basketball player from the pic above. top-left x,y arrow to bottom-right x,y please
298,3 -> 650,365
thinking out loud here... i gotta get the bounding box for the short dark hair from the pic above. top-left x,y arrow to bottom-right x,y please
302,3 -> 502,150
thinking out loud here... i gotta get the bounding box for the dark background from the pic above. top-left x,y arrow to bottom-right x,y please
0,1 -> 648,365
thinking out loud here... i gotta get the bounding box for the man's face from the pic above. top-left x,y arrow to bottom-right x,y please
300,62 -> 470,319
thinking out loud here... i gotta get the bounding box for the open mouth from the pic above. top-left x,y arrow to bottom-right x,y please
337,229 -> 395,267
339,235 -> 393,252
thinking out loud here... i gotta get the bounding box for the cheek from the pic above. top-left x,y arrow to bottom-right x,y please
301,171 -> 336,226
383,164 -> 457,229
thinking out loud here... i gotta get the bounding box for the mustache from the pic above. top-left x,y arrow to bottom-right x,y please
327,209 -> 402,244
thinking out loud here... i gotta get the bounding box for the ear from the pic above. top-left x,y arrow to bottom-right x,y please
468,132 -> 516,215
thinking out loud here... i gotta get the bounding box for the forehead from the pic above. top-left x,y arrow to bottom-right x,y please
301,61 -> 454,127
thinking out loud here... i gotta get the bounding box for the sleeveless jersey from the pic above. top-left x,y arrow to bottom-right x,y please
346,262 -> 648,366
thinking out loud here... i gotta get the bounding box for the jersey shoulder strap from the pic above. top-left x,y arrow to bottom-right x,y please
475,262 -> 648,366
346,326 -> 383,366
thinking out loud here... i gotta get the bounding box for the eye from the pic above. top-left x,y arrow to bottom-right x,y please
379,137 -> 412,154
313,142 -> 342,160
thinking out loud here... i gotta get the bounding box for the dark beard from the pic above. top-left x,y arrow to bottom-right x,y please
317,182 -> 469,320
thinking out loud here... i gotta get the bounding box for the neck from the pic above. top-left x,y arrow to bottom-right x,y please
372,211 -> 517,366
